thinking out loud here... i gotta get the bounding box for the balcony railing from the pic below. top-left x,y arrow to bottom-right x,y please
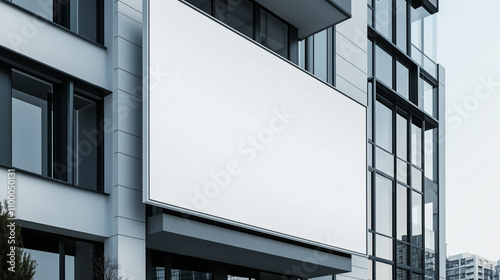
411,44 -> 438,79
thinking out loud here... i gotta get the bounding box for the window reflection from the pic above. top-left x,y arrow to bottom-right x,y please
375,174 -> 393,236
376,261 -> 393,280
375,45 -> 393,87
397,184 -> 408,240
412,191 -> 423,246
411,121 -> 422,167
11,70 -> 52,176
74,95 -> 100,190
396,62 -> 409,98
375,0 -> 392,40
375,100 -> 393,152
260,10 -> 288,58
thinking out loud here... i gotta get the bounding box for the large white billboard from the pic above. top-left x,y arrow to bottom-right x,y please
144,0 -> 367,254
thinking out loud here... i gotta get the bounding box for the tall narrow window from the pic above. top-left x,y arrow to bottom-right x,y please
375,100 -> 393,152
375,45 -> 393,87
396,0 -> 407,50
74,95 -> 101,190
375,174 -> 393,236
260,10 -> 288,58
75,0 -> 102,43
11,70 -> 53,176
375,0 -> 392,40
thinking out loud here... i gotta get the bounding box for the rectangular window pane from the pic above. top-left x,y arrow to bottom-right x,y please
396,158 -> 407,183
375,100 -> 393,151
396,0 -> 407,50
227,0 -> 253,38
65,240 -> 96,280
260,10 -> 288,58
376,261 -> 393,280
74,95 -> 99,190
185,0 -> 212,14
411,7 -> 422,50
376,146 -> 394,177
396,113 -> 407,160
412,191 -> 423,246
11,70 -> 52,176
411,166 -> 422,192
298,39 -> 305,69
411,121 -> 422,167
78,0 -> 99,42
376,45 -> 393,87
368,40 -> 373,77
368,7 -> 373,27
424,128 -> 436,180
375,0 -> 392,40
397,268 -> 408,280
411,248 -> 423,269
12,0 -> 53,21
25,249 -> 59,280
396,241 -> 409,265
313,30 -> 328,81
375,174 -> 393,236
396,62 -> 409,98
423,80 -> 437,118
397,184 -> 408,240
425,180 -> 438,251
376,234 -> 393,261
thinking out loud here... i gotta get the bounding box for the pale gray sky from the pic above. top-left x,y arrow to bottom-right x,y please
438,0 -> 500,262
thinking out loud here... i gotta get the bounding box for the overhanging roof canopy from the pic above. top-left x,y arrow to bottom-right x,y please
147,214 -> 352,277
255,0 -> 351,39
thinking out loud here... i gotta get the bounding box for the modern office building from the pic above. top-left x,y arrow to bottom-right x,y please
0,0 -> 445,279
446,253 -> 500,280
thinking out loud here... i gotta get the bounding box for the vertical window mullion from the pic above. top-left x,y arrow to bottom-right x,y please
0,62 -> 12,167
59,237 -> 65,280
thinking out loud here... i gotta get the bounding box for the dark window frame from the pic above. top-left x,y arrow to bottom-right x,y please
0,58 -> 107,193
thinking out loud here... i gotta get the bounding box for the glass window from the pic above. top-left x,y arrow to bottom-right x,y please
375,100 -> 393,151
397,184 -> 408,240
298,39 -> 305,69
411,166 -> 422,192
412,191 -> 423,246
11,70 -> 53,176
396,0 -> 407,50
411,7 -> 422,50
376,261 -> 393,280
214,0 -> 253,38
74,95 -> 100,190
396,62 -> 409,98
376,45 -> 393,87
423,11 -> 437,61
425,180 -> 438,251
425,127 -> 437,181
396,241 -> 409,265
171,255 -> 212,280
376,146 -> 394,177
375,0 -> 392,40
411,249 -> 423,269
260,10 -> 288,58
11,0 -> 53,20
10,0 -> 103,44
25,249 -> 59,280
396,159 -> 407,183
376,234 -> 393,261
368,40 -> 373,77
396,113 -> 407,160
375,174 -> 393,236
368,7 -> 373,27
185,0 -> 212,14
75,0 -> 103,43
64,240 -> 97,280
423,80 -> 437,118
151,251 -> 167,280
397,268 -> 408,280
313,30 -> 328,81
227,0 -> 254,38
411,120 -> 422,167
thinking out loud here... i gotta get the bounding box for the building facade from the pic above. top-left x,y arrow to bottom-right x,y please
446,254 -> 500,280
0,0 -> 445,279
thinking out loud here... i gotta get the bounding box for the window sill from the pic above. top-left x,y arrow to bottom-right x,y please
0,164 -> 109,196
1,0 -> 106,50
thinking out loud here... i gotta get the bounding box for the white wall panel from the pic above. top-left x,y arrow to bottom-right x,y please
144,0 -> 367,254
